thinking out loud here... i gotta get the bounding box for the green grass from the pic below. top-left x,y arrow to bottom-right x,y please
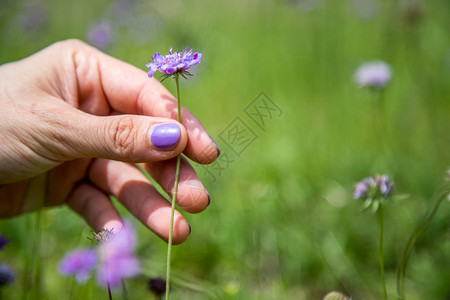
1,0 -> 449,299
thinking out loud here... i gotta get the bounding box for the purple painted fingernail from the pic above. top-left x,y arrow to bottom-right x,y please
209,135 -> 221,157
150,123 -> 180,149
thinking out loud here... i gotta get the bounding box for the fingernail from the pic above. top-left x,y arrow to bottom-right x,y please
209,135 -> 221,157
150,123 -> 181,149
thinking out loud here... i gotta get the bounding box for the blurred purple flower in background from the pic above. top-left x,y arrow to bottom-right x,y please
59,248 -> 97,284
97,224 -> 140,287
354,177 -> 375,199
87,19 -> 114,50
18,0 -> 47,33
106,0 -> 161,44
146,46 -> 202,79
0,235 -> 10,251
354,61 -> 392,89
354,174 -> 394,200
58,222 -> 141,288
112,0 -> 138,15
148,277 -> 166,297
377,175 -> 394,197
287,0 -> 322,12
0,264 -> 15,286
350,0 -> 379,20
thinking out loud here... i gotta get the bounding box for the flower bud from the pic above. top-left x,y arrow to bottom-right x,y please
323,291 -> 349,300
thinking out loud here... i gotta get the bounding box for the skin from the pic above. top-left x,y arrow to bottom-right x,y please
0,39 -> 219,244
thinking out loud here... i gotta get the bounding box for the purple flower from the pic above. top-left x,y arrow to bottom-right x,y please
0,264 -> 15,286
59,248 -> 97,283
146,46 -> 202,79
376,175 -> 394,197
350,0 -> 379,20
0,235 -> 10,251
354,174 -> 394,200
87,19 -> 114,50
293,0 -> 321,12
354,61 -> 392,89
97,224 -> 140,287
113,0 -> 138,14
18,0 -> 47,32
148,277 -> 166,297
353,177 -> 375,199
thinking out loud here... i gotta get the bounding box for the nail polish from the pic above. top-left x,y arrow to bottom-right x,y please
206,191 -> 211,207
209,135 -> 221,157
150,123 -> 180,149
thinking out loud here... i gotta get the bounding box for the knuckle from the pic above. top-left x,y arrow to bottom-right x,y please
109,117 -> 138,158
51,39 -> 85,52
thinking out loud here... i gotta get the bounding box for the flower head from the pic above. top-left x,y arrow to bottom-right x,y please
148,277 -> 166,297
0,235 -> 10,251
146,46 -> 202,80
0,264 -> 15,286
354,174 -> 394,200
323,291 -> 349,300
353,177 -> 375,199
87,19 -> 114,50
354,61 -> 392,89
376,175 -> 394,197
354,174 -> 394,212
58,248 -> 97,283
18,0 -> 47,33
97,224 -> 140,287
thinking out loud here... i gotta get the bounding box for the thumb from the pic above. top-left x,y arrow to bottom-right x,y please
65,113 -> 188,162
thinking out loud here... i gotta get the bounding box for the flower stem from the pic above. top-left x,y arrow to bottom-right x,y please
107,281 -> 112,300
22,211 -> 43,300
166,74 -> 182,300
378,204 -> 388,300
175,74 -> 182,123
121,279 -> 128,300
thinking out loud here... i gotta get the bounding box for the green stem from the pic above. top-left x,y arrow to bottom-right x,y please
175,74 -> 181,124
378,205 -> 388,300
107,281 -> 112,300
373,89 -> 387,156
396,182 -> 450,300
22,211 -> 42,300
33,211 -> 42,300
166,74 -> 182,300
21,215 -> 32,300
121,279 -> 128,300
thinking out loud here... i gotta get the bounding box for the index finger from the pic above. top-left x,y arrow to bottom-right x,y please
70,40 -> 219,164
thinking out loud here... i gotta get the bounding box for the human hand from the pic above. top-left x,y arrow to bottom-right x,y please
0,39 -> 219,244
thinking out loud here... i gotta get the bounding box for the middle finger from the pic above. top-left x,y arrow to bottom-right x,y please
88,159 -> 190,244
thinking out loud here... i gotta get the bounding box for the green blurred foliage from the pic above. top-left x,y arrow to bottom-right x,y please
1,0 -> 449,299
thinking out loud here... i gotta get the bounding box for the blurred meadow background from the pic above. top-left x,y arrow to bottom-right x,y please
1,0 -> 449,299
